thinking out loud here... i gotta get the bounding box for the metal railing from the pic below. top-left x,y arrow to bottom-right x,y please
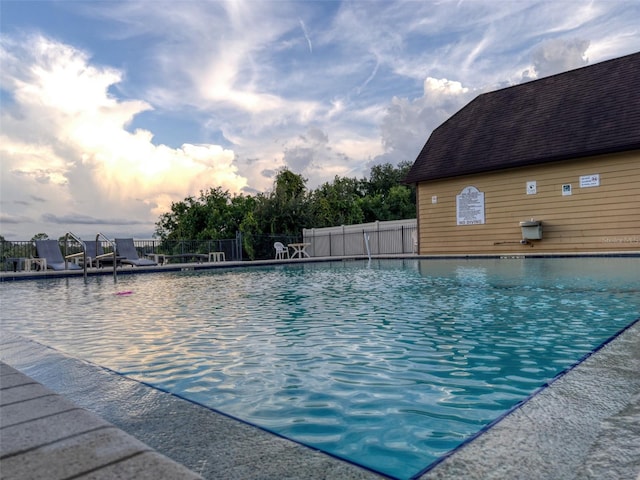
1,241 -> 37,272
1,237 -> 243,272
96,233 -> 118,281
64,231 -> 87,279
132,237 -> 243,262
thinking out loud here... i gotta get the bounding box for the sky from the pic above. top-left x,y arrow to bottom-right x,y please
1,1 -> 639,240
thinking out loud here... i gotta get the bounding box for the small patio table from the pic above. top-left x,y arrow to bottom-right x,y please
288,242 -> 311,259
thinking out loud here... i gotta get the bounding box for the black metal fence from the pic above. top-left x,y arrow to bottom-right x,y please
2,241 -> 38,272
132,238 -> 243,262
1,237 -> 241,271
241,234 -> 302,261
1,225 -> 417,271
0,233 -> 306,271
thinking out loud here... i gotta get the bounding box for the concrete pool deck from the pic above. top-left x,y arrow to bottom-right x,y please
1,319 -> 639,480
0,361 -> 204,480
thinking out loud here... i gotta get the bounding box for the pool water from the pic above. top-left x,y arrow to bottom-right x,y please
1,258 -> 639,479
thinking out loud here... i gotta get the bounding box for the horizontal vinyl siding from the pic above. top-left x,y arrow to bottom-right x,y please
417,151 -> 640,254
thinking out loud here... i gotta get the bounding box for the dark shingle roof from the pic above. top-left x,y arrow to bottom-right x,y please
404,52 -> 640,184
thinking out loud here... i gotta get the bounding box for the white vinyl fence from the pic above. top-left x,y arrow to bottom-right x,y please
303,219 -> 417,257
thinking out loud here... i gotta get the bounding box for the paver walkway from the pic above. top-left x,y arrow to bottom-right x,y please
0,362 -> 203,480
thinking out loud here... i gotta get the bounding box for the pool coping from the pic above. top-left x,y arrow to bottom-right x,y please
1,251 -> 639,282
0,361 -> 205,480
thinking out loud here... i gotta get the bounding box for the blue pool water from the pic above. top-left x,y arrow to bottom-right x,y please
1,257 -> 639,479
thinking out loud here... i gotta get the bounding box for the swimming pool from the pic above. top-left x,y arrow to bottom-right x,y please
1,257 -> 638,479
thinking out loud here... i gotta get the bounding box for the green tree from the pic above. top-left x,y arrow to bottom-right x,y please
274,169 -> 306,202
154,187 -> 253,242
152,162 -> 417,260
386,185 -> 415,219
308,176 -> 364,227
361,162 -> 416,221
258,169 -> 310,235
155,196 -> 199,241
239,208 -> 260,260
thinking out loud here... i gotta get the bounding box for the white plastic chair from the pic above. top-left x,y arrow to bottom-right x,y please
274,242 -> 289,259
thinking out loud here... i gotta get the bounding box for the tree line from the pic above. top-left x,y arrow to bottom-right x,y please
155,162 -> 416,259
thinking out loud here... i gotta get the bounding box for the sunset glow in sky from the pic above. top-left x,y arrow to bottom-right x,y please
1,1 -> 639,239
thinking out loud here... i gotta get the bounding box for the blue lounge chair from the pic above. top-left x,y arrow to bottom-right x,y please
35,240 -> 82,271
115,238 -> 157,267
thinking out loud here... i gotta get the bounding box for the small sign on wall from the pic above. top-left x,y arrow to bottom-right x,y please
526,181 -> 537,195
456,186 -> 485,225
562,184 -> 572,196
580,174 -> 600,188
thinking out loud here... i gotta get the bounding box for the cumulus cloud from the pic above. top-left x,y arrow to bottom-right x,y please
521,38 -> 590,80
372,34 -> 595,170
0,35 -> 247,238
283,127 -> 331,174
371,77 -> 476,168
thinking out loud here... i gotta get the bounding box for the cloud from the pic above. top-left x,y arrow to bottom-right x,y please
41,213 -> 145,226
528,38 -> 590,79
0,34 -> 247,238
0,213 -> 30,224
299,19 -> 313,53
2,0 -> 639,240
283,127 -> 331,173
371,77 -> 476,168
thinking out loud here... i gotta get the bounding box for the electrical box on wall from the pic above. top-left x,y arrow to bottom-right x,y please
520,219 -> 542,240
526,181 -> 537,194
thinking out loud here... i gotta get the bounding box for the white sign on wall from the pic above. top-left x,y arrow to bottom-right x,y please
456,186 -> 485,225
526,181 -> 537,195
580,174 -> 600,188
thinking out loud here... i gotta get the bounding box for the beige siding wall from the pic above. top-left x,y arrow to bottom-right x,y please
416,151 -> 640,254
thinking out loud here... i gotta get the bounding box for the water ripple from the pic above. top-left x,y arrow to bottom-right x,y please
1,257 -> 639,480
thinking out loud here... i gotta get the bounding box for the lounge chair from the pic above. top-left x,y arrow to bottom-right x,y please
35,240 -> 82,271
274,242 -> 289,259
64,240 -> 120,268
115,238 -> 157,267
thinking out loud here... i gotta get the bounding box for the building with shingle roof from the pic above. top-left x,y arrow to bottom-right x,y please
404,51 -> 640,255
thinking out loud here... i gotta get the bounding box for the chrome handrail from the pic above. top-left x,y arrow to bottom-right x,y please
96,233 -> 117,282
64,231 -> 87,279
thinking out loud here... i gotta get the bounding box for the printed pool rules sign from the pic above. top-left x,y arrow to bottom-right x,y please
457,186 -> 485,225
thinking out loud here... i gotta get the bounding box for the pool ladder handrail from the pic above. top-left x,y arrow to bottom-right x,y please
64,231 -> 87,279
363,232 -> 371,262
96,232 -> 118,282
